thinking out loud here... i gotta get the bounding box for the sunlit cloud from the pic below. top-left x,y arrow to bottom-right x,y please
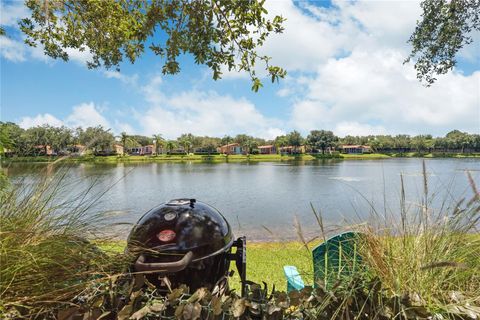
136,75 -> 285,139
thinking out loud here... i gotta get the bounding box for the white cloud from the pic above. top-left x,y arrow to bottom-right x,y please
19,102 -> 119,131
0,1 -> 29,27
103,70 -> 138,86
267,0 -> 480,136
136,76 -> 285,139
24,43 -> 94,66
17,101 -> 144,136
114,120 -> 135,134
334,122 -> 387,137
0,36 -> 26,62
19,113 -> 63,128
261,1 -> 352,72
218,65 -> 251,80
141,75 -> 165,105
333,0 -> 421,51
291,49 -> 480,135
65,102 -> 110,128
261,0 -> 421,74
64,47 -> 94,65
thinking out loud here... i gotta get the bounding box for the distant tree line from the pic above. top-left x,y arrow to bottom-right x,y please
0,121 -> 478,157
337,130 -> 480,154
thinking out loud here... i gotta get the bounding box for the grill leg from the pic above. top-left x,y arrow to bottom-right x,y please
231,237 -> 247,297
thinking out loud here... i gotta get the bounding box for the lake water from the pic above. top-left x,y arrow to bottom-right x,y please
3,158 -> 479,241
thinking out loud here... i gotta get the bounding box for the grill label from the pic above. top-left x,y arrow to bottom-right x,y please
157,229 -> 176,242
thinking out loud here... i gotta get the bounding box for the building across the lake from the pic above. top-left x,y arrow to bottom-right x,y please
114,144 -> 124,155
69,144 -> 87,155
34,145 -> 54,156
341,145 -> 372,154
218,143 -> 244,155
258,145 -> 276,154
279,145 -> 306,154
128,145 -> 154,155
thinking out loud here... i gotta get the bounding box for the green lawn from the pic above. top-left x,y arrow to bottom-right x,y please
3,152 -> 479,164
2,154 -> 320,163
340,153 -> 391,159
101,241 -> 315,292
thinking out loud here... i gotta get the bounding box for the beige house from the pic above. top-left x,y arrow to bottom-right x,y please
258,145 -> 276,154
341,145 -> 372,154
128,144 -> 154,155
218,143 -> 244,155
279,145 -> 306,154
70,144 -> 87,155
34,145 -> 54,155
114,144 -> 124,155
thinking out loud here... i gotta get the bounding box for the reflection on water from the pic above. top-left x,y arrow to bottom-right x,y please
3,158 -> 479,240
329,177 -> 363,182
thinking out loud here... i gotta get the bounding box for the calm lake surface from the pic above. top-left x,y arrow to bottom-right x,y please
3,158 -> 479,240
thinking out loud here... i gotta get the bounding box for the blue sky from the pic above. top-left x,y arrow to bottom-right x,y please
1,0 -> 479,139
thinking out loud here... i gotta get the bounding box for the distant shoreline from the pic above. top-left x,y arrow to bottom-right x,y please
2,152 -> 479,164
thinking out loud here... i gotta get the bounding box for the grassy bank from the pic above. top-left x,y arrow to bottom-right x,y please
102,241 -> 316,292
1,154 -> 316,163
3,152 -> 479,164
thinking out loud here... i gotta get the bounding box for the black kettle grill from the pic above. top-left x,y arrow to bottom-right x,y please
127,199 -> 246,295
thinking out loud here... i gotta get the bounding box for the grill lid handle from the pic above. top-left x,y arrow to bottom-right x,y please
134,251 -> 193,274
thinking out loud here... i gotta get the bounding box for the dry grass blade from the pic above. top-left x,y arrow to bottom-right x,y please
310,202 -> 326,243
293,215 -> 310,254
466,170 -> 480,207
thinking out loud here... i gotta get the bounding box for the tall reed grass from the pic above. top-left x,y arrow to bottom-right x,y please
357,166 -> 480,316
301,163 -> 480,318
0,167 -> 128,318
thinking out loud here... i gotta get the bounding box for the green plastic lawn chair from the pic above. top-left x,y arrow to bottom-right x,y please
284,231 -> 363,292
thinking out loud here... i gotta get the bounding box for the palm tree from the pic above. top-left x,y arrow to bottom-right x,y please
166,140 -> 177,154
117,132 -> 128,156
152,134 -> 165,155
117,132 -> 138,156
178,137 -> 192,154
244,139 -> 258,155
274,135 -> 288,155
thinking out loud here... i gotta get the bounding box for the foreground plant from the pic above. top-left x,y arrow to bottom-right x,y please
10,269 -> 478,320
357,168 -> 480,318
0,168 -> 129,319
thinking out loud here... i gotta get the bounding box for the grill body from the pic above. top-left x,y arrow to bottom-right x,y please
127,199 -> 237,291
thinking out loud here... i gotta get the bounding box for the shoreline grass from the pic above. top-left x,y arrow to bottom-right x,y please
2,152 -> 479,164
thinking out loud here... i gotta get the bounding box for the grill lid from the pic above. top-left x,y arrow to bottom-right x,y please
127,199 -> 233,261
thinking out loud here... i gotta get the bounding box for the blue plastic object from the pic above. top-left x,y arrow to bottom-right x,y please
283,265 -> 305,291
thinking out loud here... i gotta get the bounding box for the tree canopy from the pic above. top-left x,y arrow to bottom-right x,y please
17,0 -> 286,91
2,122 -> 480,156
4,1 -> 478,88
406,0 -> 480,85
306,130 -> 338,154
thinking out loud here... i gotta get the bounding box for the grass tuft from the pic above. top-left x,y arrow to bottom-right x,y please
354,165 -> 480,316
0,167 -> 128,318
